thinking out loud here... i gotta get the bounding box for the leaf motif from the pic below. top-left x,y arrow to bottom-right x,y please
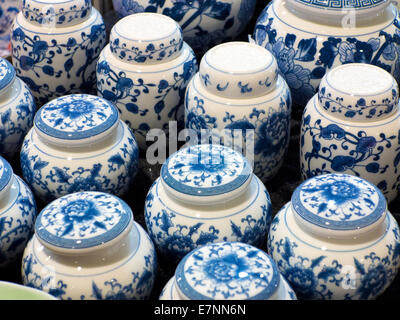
311,255 -> 326,269
318,203 -> 327,214
91,281 -> 103,300
317,266 -> 340,281
230,220 -> 243,237
353,257 -> 366,275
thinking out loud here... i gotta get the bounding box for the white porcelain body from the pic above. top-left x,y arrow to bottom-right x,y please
20,120 -> 139,203
11,7 -> 106,106
185,73 -> 292,183
253,0 -> 400,111
0,76 -> 35,159
0,0 -> 19,36
21,221 -> 157,300
0,175 -> 36,268
300,94 -> 400,203
159,274 -> 297,300
111,0 -> 257,53
96,43 -> 197,149
268,202 -> 400,300
144,174 -> 272,262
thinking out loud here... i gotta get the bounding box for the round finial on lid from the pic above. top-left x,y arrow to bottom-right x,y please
109,13 -> 183,65
199,42 -> 278,99
318,63 -> 399,122
161,144 -> 253,205
22,0 -> 92,27
291,174 -> 387,239
0,58 -> 16,96
34,94 -> 120,147
175,242 -> 281,300
35,192 -> 134,253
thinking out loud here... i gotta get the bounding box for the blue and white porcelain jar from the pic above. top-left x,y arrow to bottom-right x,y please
0,156 -> 36,268
0,57 -> 35,159
20,94 -> 139,203
185,41 -> 292,183
11,0 -> 106,106
111,0 -> 257,54
300,63 -> 400,203
96,13 -> 197,150
0,0 -> 20,37
268,173 -> 400,300
253,0 -> 400,114
144,143 -> 272,263
159,242 -> 297,300
21,191 -> 157,300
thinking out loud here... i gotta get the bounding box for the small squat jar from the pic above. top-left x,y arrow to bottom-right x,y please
0,156 -> 37,268
144,144 -> 272,263
268,173 -> 400,300
20,94 -> 139,203
11,0 -> 107,105
300,63 -> 400,202
96,13 -> 198,150
21,191 -> 157,300
0,57 -> 36,159
159,242 -> 296,300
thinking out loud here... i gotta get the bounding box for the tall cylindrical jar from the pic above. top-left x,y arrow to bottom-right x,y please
0,57 -> 36,160
11,0 -> 106,106
21,191 -> 157,300
96,13 -> 198,150
253,0 -> 400,115
20,94 -> 139,204
0,156 -> 36,268
300,63 -> 400,203
185,41 -> 292,183
144,143 -> 273,264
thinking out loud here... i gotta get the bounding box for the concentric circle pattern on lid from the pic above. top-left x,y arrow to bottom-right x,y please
161,144 -> 252,198
34,94 -> 119,146
22,0 -> 92,27
175,242 -> 281,300
0,157 -> 12,193
35,192 -> 133,250
292,174 -> 387,231
0,58 -> 16,95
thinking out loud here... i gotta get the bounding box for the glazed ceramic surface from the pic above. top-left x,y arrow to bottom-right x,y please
21,191 -> 157,300
185,41 -> 292,183
0,156 -> 37,268
253,0 -> 400,112
96,13 -> 197,149
111,0 -> 257,53
144,143 -> 272,262
11,0 -> 106,106
159,242 -> 297,300
20,94 -> 139,203
0,0 -> 19,36
0,57 -> 36,159
300,63 -> 400,203
0,281 -> 57,300
268,173 -> 400,300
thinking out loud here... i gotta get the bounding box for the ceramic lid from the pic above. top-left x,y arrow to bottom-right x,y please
291,174 -> 387,239
318,64 -> 399,122
109,13 -> 183,65
175,242 -> 281,300
286,0 -> 391,20
34,94 -> 120,147
35,192 -> 133,253
199,42 -> 278,99
22,0 -> 92,27
0,58 -> 16,96
0,157 -> 13,201
161,144 -> 253,205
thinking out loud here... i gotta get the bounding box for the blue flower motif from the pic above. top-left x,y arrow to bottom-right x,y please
12,27 -> 25,41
